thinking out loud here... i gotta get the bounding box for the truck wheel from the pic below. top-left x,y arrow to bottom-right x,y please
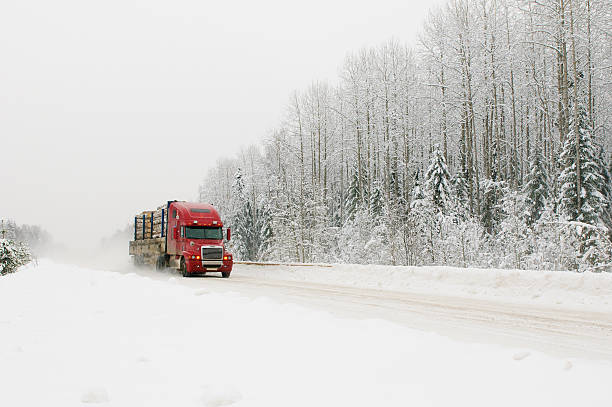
180,258 -> 190,277
155,255 -> 168,270
221,272 -> 230,278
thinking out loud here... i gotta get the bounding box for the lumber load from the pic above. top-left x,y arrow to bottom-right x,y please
132,204 -> 167,240
128,237 -> 165,262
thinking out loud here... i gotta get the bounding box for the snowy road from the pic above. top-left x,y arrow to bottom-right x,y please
127,263 -> 612,362
2,260 -> 612,406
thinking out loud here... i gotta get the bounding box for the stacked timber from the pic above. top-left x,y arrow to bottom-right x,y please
134,204 -> 166,240
128,238 -> 165,260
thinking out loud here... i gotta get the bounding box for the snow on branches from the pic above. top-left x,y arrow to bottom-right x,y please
0,238 -> 32,276
197,0 -> 612,272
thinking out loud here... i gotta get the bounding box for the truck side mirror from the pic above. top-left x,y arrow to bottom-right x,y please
173,228 -> 179,240
226,227 -> 231,241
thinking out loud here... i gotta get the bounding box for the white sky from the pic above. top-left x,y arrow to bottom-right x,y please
1,0 -> 440,248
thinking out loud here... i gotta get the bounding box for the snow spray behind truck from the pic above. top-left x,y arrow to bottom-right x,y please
129,201 -> 233,278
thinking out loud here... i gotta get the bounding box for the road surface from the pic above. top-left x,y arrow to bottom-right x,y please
125,263 -> 612,362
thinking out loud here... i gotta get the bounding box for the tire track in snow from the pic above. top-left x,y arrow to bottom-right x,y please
123,264 -> 612,361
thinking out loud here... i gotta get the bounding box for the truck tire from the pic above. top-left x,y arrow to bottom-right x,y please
155,255 -> 167,270
180,258 -> 190,277
133,256 -> 144,267
221,272 -> 230,278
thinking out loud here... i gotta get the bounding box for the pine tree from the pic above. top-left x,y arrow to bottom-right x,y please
408,173 -> 438,264
411,170 -> 425,203
451,172 -> 469,218
497,191 -> 530,269
481,179 -> 506,235
231,168 -> 254,260
594,145 -> 612,233
425,144 -> 452,212
0,238 -> 32,275
369,181 -> 384,222
523,149 -> 550,226
344,170 -> 367,222
559,107 -> 605,225
254,198 -> 273,260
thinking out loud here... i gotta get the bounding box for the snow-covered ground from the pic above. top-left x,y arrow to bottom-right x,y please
237,261 -> 612,311
1,260 -> 611,406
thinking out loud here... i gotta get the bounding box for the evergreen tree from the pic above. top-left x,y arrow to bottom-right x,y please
369,181 -> 384,222
231,168 -> 254,260
523,149 -> 550,226
451,172 -> 469,217
389,170 -> 401,200
425,144 -> 452,212
497,191 -> 530,269
408,173 -> 438,264
594,145 -> 612,233
0,238 -> 32,275
411,170 -> 425,203
480,179 -> 506,235
451,174 -> 467,203
344,169 -> 367,222
254,197 -> 273,260
559,107 -> 605,225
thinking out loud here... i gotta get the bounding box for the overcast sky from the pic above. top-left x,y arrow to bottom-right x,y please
1,0 -> 440,248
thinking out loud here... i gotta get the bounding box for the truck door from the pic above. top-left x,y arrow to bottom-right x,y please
167,205 -> 179,255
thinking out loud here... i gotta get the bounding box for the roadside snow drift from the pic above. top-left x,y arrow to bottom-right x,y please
236,262 -> 612,311
1,260 -> 611,407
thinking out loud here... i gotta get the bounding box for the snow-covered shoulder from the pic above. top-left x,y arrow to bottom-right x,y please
233,261 -> 612,312
1,259 -> 610,407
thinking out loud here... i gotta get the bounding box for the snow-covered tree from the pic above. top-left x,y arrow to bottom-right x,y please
425,144 -> 452,212
481,179 -> 506,235
344,170 -> 363,222
0,238 -> 32,276
411,170 -> 425,203
497,191 -> 531,269
451,172 -> 469,218
594,145 -> 612,234
369,181 -> 384,222
527,205 -> 576,271
229,168 -> 275,261
230,168 -> 254,260
254,197 -> 273,260
196,0 -> 612,271
559,107 -> 605,226
408,182 -> 438,264
523,149 -> 550,226
338,207 -> 373,264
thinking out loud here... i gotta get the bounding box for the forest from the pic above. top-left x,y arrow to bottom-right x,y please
199,0 -> 612,271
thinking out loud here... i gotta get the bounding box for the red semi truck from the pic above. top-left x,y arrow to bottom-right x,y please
129,201 -> 233,277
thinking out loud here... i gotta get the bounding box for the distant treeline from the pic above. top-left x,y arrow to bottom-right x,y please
1,219 -> 52,256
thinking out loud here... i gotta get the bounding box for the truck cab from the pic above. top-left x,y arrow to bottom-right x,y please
166,201 -> 233,277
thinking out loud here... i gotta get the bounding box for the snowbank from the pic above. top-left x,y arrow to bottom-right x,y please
235,262 -> 612,311
1,260 -> 611,406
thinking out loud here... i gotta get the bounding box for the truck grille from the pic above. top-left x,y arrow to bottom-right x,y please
201,246 -> 223,261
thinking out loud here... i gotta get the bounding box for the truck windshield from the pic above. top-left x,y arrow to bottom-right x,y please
184,226 -> 222,240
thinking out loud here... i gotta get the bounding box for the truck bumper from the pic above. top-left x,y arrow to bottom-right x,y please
184,258 -> 233,274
